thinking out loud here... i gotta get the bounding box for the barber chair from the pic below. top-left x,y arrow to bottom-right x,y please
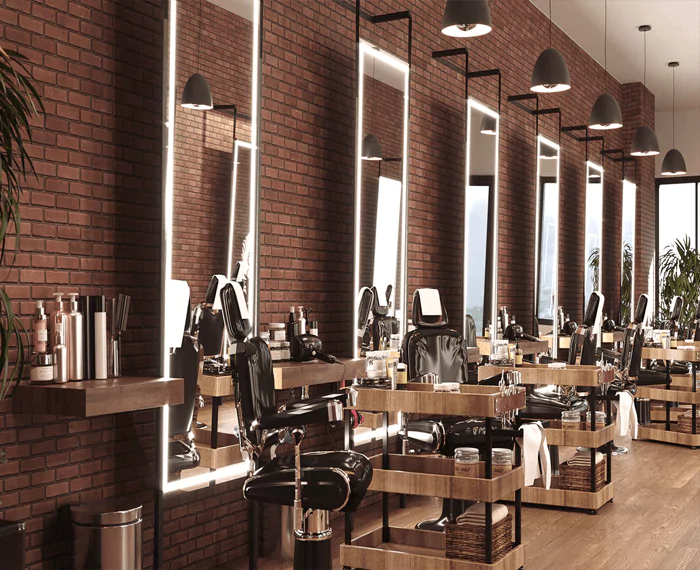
401,289 -> 511,531
220,283 -> 372,570
167,283 -> 201,477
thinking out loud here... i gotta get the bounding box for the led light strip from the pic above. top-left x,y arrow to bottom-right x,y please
621,180 -> 636,311
226,140 -> 255,280
585,160 -> 604,316
354,422 -> 401,446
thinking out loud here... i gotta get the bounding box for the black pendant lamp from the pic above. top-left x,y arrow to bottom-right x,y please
362,134 -> 383,161
589,0 -> 622,130
630,26 -> 659,156
480,114 -> 497,135
181,0 -> 213,110
661,62 -> 687,176
442,0 -> 492,38
531,0 -> 570,93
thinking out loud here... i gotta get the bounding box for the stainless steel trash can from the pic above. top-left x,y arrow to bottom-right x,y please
71,499 -> 142,570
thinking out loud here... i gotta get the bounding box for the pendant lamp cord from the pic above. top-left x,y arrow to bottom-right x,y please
604,0 -> 607,91
672,65 -> 675,147
197,0 -> 203,72
643,29 -> 646,86
549,0 -> 552,46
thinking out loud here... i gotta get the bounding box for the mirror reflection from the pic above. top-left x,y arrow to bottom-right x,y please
620,180 -> 636,324
535,137 -> 560,348
164,0 -> 258,486
354,42 -> 409,357
464,100 -> 498,337
584,161 -> 604,313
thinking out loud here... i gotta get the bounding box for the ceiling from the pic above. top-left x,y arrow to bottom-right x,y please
530,0 -> 700,112
206,0 -> 254,21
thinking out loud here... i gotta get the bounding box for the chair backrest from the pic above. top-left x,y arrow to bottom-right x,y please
403,289 -> 468,383
568,292 -> 604,366
168,334 -> 201,437
464,315 -> 477,347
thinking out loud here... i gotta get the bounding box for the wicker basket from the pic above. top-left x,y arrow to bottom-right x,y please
678,411 -> 700,434
560,457 -> 606,492
445,514 -> 512,563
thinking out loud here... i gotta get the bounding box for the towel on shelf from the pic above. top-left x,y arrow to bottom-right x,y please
615,390 -> 638,439
566,451 -> 604,466
456,502 -> 509,526
517,422 -> 551,490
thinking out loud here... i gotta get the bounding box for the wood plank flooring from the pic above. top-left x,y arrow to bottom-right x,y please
222,436 -> 700,570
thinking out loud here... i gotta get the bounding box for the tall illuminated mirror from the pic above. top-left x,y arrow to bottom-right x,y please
535,136 -> 560,353
620,179 -> 636,324
584,161 -> 604,314
161,0 -> 261,491
464,100 -> 499,336
353,40 -> 409,357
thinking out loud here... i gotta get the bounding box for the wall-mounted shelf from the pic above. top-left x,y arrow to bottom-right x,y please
12,377 -> 184,418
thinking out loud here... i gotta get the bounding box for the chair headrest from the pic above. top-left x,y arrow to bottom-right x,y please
634,294 -> 649,326
583,291 -> 604,329
221,282 -> 252,342
205,275 -> 229,310
357,287 -> 373,334
411,288 -> 448,328
371,286 -> 390,317
670,295 -> 683,321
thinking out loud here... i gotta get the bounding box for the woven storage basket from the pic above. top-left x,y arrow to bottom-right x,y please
560,457 -> 606,492
678,412 -> 700,434
445,514 -> 512,563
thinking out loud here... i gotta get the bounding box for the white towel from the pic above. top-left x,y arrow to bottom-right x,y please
456,502 -> 509,526
567,451 -> 604,466
616,391 -> 638,439
517,422 -> 551,490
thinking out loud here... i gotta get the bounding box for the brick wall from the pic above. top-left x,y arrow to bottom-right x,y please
1,0 -> 656,569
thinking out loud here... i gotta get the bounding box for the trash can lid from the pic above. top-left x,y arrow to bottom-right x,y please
71,499 -> 142,526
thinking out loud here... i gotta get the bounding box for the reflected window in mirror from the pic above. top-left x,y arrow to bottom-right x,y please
584,161 -> 604,312
535,137 -> 560,342
620,180 -> 636,325
464,100 -> 499,336
354,41 -> 409,357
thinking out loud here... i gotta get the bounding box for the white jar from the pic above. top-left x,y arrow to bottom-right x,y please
454,447 -> 480,478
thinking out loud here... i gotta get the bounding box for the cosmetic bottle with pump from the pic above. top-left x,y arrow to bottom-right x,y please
66,293 -> 84,381
53,320 -> 69,384
310,320 -> 318,337
484,320 -> 491,339
33,300 -> 48,354
496,317 -> 503,340
286,306 -> 297,342
297,306 -> 306,335
50,293 -> 67,349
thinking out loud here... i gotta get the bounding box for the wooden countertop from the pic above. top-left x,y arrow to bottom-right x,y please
13,376 -> 184,418
476,337 -> 550,357
478,362 -> 614,386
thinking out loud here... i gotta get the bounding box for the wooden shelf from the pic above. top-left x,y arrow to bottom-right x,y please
350,385 -> 525,417
641,346 -> 700,361
650,406 -> 687,422
340,526 -> 526,570
12,377 -> 183,418
476,337 -> 549,357
602,331 -> 624,344
637,425 -> 700,448
274,358 -> 365,390
669,374 -> 697,389
520,477 -> 614,511
636,386 -> 700,405
199,372 -> 233,397
478,362 -> 613,387
367,454 -> 524,503
361,411 -> 400,429
544,422 -> 615,448
193,430 -> 244,470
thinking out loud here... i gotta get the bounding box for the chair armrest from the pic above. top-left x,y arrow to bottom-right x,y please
259,400 -> 343,431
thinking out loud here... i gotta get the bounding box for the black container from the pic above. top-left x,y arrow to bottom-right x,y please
0,520 -> 26,570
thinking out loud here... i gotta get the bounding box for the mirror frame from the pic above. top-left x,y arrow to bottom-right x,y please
535,135 -> 560,355
159,0 -> 262,494
352,39 -> 410,358
463,98 -> 499,336
584,160 -> 604,316
620,179 -> 636,324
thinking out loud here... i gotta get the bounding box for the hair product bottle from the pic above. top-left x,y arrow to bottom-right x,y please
67,293 -> 84,381
33,300 -> 48,354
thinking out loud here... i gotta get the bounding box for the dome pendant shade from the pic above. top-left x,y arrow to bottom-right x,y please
181,73 -> 213,110
442,0 -> 492,38
480,114 -> 497,135
661,148 -> 687,176
531,48 -> 571,93
362,134 -> 382,161
589,93 -> 623,130
630,125 -> 660,156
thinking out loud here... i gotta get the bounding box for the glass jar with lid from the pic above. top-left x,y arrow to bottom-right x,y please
454,447 -> 480,478
491,448 -> 512,475
586,410 -> 607,428
561,410 -> 581,430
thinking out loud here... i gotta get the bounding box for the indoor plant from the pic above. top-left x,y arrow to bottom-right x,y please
658,236 -> 700,334
0,46 -> 43,419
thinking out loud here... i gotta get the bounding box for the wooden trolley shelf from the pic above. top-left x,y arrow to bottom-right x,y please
476,337 -> 549,357
340,527 -> 526,570
12,377 -> 184,418
543,422 -> 614,448
478,362 -> 614,387
193,429 -> 243,470
350,384 -> 526,417
637,425 -> 700,448
641,346 -> 700,361
636,385 -> 700,405
520,478 -> 614,511
368,454 -> 524,503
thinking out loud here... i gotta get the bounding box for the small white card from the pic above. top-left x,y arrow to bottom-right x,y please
417,288 -> 441,317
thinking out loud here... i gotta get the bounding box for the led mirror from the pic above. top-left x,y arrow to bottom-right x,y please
620,179 -> 636,325
354,40 -> 409,357
464,99 -> 499,336
584,161 -> 604,313
535,136 -> 560,352
161,0 -> 260,491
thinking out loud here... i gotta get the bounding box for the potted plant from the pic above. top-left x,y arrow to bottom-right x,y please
0,46 -> 43,570
659,236 -> 700,335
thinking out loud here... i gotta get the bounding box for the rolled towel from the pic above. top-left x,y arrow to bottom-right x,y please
456,502 -> 509,526
566,451 -> 604,466
518,423 -> 542,487
616,390 -> 638,439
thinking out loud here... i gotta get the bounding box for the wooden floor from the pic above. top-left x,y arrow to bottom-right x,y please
223,436 -> 700,570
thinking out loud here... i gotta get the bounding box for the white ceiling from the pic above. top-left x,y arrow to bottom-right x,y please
206,0 -> 254,21
530,0 -> 700,112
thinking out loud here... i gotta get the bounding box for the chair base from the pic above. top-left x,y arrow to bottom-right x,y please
293,534 -> 332,570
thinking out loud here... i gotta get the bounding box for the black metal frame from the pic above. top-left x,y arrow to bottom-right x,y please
508,93 -> 562,145
561,125 -> 605,163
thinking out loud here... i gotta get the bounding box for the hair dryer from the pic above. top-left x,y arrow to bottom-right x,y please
290,334 -> 339,364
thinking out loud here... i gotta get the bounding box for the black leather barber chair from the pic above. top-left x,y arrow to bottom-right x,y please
196,275 -> 227,358
168,293 -> 201,477
569,291 -> 604,366
220,282 -> 372,570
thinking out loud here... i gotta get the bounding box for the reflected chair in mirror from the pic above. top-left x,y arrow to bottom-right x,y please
220,282 -> 373,569
568,291 -> 605,366
167,282 -> 202,478
195,274 -> 228,360
357,285 -> 398,353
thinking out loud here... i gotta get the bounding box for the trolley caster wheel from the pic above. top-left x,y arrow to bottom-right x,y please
588,509 -> 598,515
